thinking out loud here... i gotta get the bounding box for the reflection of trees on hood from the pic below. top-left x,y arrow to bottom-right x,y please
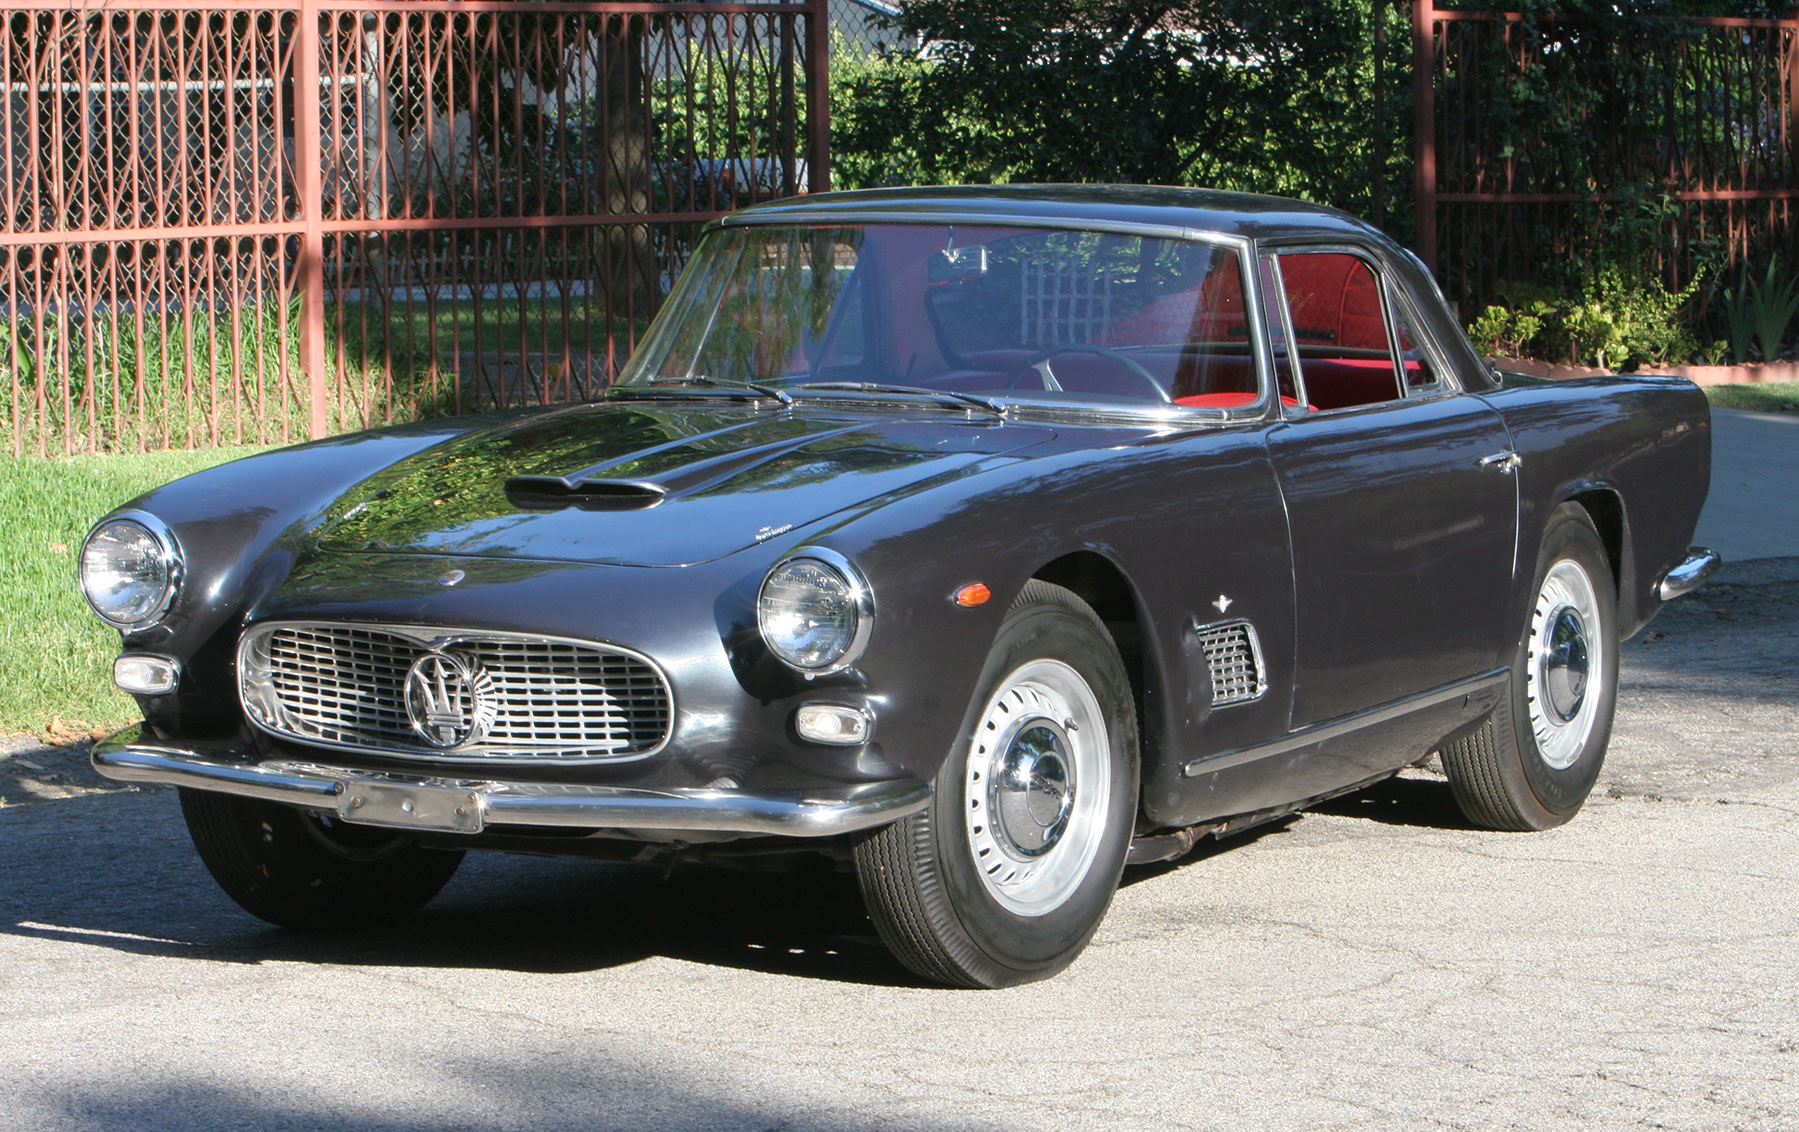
694,228 -> 866,382
318,405 -> 724,548
314,403 -> 936,550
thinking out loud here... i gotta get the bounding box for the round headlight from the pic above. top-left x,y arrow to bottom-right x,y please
757,550 -> 873,673
80,514 -> 180,629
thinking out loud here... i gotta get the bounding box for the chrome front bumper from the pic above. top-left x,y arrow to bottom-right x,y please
1658,546 -> 1722,601
91,725 -> 930,838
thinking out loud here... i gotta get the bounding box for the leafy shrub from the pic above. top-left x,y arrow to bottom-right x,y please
1467,271 -> 1700,371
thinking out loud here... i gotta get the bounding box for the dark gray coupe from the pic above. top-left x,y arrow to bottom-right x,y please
80,186 -> 1718,987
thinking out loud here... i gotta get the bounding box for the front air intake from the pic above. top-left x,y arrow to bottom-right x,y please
238,622 -> 672,763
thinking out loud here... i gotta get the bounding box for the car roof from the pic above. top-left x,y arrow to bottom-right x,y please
722,184 -> 1387,244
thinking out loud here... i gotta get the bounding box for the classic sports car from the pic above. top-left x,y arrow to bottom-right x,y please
81,186 -> 1719,987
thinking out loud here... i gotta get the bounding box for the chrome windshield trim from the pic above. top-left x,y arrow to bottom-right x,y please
717,208 -> 1248,250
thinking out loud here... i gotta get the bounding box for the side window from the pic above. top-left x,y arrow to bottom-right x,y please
1277,251 -> 1403,411
1389,291 -> 1444,391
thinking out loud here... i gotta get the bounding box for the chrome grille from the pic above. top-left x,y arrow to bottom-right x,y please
1195,620 -> 1267,707
239,622 -> 672,762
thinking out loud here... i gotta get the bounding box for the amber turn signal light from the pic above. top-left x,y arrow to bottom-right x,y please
953,582 -> 992,607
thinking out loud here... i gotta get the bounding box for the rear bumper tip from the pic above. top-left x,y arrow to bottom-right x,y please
1657,546 -> 1722,601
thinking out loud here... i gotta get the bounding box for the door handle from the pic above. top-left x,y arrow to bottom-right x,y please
1479,450 -> 1522,474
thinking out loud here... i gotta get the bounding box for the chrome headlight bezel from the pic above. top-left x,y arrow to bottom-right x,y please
756,548 -> 875,675
79,511 -> 183,631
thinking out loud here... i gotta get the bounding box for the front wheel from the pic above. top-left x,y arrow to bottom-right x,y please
854,580 -> 1139,987
180,788 -> 465,930
1442,503 -> 1618,830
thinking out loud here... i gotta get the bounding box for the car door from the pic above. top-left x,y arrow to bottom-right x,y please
1263,248 -> 1518,752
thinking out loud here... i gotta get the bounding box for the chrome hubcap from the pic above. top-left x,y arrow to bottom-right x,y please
965,659 -> 1109,917
1526,559 -> 1604,771
990,722 -> 1075,856
1542,607 -> 1590,722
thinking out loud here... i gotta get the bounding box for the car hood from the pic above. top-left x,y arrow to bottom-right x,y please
313,401 -> 1057,567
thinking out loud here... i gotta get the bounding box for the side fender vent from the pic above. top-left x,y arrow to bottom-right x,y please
1194,619 -> 1267,707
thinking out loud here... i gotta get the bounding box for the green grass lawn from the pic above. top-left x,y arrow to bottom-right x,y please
338,298 -> 644,361
0,447 -> 268,738
1704,381 -> 1799,415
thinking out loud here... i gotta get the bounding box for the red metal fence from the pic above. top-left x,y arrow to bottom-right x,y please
1414,3 -> 1799,319
2,0 -> 827,456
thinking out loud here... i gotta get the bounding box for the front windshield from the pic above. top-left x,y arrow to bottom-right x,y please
620,223 -> 1260,408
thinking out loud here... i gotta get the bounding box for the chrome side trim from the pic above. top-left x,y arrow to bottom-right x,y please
1657,546 -> 1722,601
91,726 -> 929,839
1181,668 -> 1509,777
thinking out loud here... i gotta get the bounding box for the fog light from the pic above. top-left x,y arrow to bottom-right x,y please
114,654 -> 179,695
795,703 -> 872,746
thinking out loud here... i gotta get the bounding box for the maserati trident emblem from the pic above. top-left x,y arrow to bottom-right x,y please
438,569 -> 466,587
404,651 -> 495,748
1212,594 -> 1234,613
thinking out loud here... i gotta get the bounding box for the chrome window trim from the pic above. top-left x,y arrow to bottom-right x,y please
1382,278 -> 1462,398
1265,243 -> 1408,412
1255,252 -> 1307,420
237,621 -> 675,765
80,509 -> 184,631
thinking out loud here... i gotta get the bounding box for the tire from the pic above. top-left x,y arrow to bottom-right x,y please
854,580 -> 1139,988
180,788 -> 465,930
1442,503 -> 1618,830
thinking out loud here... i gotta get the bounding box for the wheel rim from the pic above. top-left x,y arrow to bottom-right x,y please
964,659 -> 1110,916
1527,559 -> 1603,771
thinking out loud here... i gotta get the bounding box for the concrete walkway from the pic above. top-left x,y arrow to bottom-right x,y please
1695,407 -> 1799,562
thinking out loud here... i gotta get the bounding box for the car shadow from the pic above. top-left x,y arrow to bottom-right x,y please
4,772 -> 1475,987
0,790 -> 929,987
1308,772 -> 1477,830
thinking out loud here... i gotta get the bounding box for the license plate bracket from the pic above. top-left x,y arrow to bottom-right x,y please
335,778 -> 484,834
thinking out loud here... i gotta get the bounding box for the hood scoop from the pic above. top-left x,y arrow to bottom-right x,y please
505,476 -> 667,511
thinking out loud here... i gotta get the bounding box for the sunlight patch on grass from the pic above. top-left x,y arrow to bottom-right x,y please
0,447 -> 268,737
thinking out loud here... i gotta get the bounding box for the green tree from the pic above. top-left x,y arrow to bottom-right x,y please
833,1 -> 1371,189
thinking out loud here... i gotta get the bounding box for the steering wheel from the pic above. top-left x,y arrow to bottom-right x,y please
1003,343 -> 1170,402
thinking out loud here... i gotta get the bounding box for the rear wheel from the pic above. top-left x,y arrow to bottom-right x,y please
854,581 -> 1139,987
180,788 -> 465,930
1442,504 -> 1618,830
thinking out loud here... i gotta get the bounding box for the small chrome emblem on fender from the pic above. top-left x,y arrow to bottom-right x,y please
1212,594 -> 1233,613
438,569 -> 466,587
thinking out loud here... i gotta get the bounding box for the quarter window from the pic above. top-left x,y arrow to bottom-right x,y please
1389,294 -> 1444,390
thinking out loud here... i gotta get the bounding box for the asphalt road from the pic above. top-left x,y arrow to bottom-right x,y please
1,408 -> 1793,1131
1,557 -> 1793,1130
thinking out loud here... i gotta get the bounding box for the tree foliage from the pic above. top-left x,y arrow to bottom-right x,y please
832,1 -> 1409,228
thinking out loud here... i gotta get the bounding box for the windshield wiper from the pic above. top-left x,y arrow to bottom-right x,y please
613,376 -> 794,405
792,381 -> 1003,415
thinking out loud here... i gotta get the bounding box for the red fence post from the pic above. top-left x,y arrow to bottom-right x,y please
1412,0 -> 1437,275
807,0 -> 830,193
294,0 -> 328,439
